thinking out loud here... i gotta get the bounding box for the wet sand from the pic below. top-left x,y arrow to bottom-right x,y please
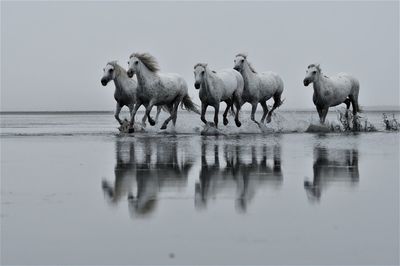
1,112 -> 399,264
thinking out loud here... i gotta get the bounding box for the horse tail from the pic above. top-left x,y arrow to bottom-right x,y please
273,90 -> 284,109
181,94 -> 200,114
272,75 -> 285,108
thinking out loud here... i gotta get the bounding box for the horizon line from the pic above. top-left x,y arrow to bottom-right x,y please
1,105 -> 399,114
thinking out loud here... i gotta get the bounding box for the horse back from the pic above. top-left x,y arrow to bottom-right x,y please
259,71 -> 284,96
330,73 -> 359,95
217,69 -> 244,95
159,73 -> 188,93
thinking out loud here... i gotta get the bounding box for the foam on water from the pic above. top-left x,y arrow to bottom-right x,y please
0,110 -> 398,137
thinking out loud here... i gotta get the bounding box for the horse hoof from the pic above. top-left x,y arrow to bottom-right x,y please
149,120 -> 156,126
266,117 -> 272,123
128,128 -> 135,133
223,118 -> 228,126
235,120 -> 242,127
160,125 -> 167,130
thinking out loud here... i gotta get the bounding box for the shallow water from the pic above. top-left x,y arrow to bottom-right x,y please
1,111 -> 399,265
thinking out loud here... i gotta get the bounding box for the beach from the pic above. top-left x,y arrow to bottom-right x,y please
1,111 -> 399,264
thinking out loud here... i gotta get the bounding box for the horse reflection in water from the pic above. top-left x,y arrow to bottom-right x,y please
102,137 -> 193,218
195,138 -> 282,212
304,147 -> 359,201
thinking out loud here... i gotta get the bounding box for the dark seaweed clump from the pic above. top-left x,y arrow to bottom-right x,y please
332,109 -> 376,132
382,113 -> 399,131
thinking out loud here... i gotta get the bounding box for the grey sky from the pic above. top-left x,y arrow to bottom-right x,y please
1,1 -> 399,111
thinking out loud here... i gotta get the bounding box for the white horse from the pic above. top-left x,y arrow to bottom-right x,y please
101,61 -> 162,126
127,53 -> 200,131
233,53 -> 284,124
194,63 -> 243,128
303,64 -> 360,124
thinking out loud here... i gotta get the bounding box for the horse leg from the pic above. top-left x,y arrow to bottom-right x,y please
201,102 -> 208,125
315,106 -> 323,124
145,101 -> 156,126
155,106 -> 162,124
213,104 -> 220,128
223,100 -> 232,126
320,108 -> 329,124
234,100 -> 242,127
129,101 -> 142,131
266,93 -> 283,123
114,103 -> 123,125
344,98 -> 351,119
251,102 -> 259,125
349,95 -> 361,130
141,111 -> 147,127
161,97 -> 181,130
349,95 -> 359,116
260,101 -> 269,124
172,107 -> 178,127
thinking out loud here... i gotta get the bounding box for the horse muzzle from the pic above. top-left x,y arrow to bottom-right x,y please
101,78 -> 108,86
127,69 -> 134,78
303,79 -> 310,86
233,66 -> 240,71
194,83 -> 200,89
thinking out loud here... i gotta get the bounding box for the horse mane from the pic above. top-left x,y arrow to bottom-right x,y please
107,61 -> 127,77
194,63 -> 217,73
194,63 -> 207,69
236,53 -> 247,59
247,62 -> 257,73
236,53 -> 257,73
130,53 -> 160,72
308,64 -> 322,73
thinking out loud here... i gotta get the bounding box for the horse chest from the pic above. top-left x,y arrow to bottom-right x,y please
114,91 -> 133,105
199,87 -> 220,105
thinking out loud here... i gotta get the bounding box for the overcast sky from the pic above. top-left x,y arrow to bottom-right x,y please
1,1 -> 399,111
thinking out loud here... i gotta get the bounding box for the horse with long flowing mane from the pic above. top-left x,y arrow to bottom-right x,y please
194,63 -> 243,128
127,53 -> 200,131
233,53 -> 284,125
303,64 -> 360,124
101,61 -> 162,126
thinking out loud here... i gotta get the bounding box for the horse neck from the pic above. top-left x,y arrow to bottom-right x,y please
135,64 -> 158,88
202,69 -> 215,95
113,72 -> 130,94
241,62 -> 256,85
313,74 -> 326,97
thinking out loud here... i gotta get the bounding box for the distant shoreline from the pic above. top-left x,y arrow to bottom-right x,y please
1,106 -> 399,115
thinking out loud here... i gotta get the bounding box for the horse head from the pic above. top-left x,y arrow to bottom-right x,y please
193,63 -> 207,89
101,61 -> 118,86
303,64 -> 321,86
127,52 -> 159,78
233,53 -> 247,71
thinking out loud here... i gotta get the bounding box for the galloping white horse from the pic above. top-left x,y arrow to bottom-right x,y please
194,63 -> 243,128
233,53 -> 284,124
101,61 -> 162,126
127,53 -> 199,131
303,64 -> 360,124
